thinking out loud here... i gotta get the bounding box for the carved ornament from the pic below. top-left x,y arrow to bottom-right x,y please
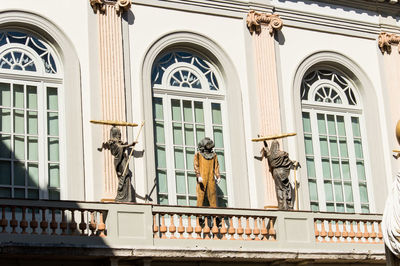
246,10 -> 283,35
89,0 -> 131,14
378,32 -> 400,54
90,0 -> 106,13
115,0 -> 132,14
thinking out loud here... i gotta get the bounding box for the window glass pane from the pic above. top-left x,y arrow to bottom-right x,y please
171,99 -> 181,121
216,150 -> 225,172
28,136 -> 38,161
47,112 -> 59,136
322,159 -> 331,179
310,202 -> 319,211
361,205 -> 369,214
346,204 -> 354,213
27,163 -> 39,187
344,182 -> 353,202
308,179 -> 318,201
341,160 -> 350,180
186,148 -> 195,170
211,103 -> 222,125
157,170 -> 168,193
0,108 -> 11,133
47,87 -> 58,111
359,183 -> 369,203
155,122 -> 165,144
175,171 -> 186,194
28,189 -> 39,199
317,114 -> 326,134
302,112 -> 311,133
319,136 -> 328,157
177,196 -> 187,206
0,83 -> 11,107
351,117 -> 361,137
354,139 -> 363,159
158,194 -> 168,205
14,162 -> 25,186
156,145 -> 166,168
326,203 -> 335,212
327,115 -> 336,135
14,136 -> 24,160
357,161 -> 366,180
213,126 -> 224,148
27,86 -> 37,110
184,124 -> 194,146
324,181 -> 333,201
13,110 -> 24,134
304,135 -> 313,154
218,175 -> 228,196
174,147 -> 184,169
48,190 -> 60,200
306,157 -> 316,177
0,161 -> 11,185
329,137 -> 338,157
339,138 -> 348,157
194,102 -> 204,123
336,204 -> 345,213
48,138 -> 59,161
331,159 -> 340,179
13,84 -> 24,108
189,197 -> 197,206
48,164 -> 60,188
334,181 -> 343,202
183,101 -> 193,122
337,116 -> 346,136
0,134 -> 11,158
153,97 -> 163,120
187,172 -> 197,195
14,188 -> 25,198
172,123 -> 183,145
196,125 -> 205,141
27,111 -> 38,135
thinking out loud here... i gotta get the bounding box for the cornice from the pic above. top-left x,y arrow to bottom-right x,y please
378,32 -> 400,53
89,0 -> 132,14
246,10 -> 283,35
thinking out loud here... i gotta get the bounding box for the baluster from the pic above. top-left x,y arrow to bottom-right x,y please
363,221 -> 370,241
89,211 -> 97,236
253,217 -> 260,241
153,214 -> 159,239
186,215 -> 193,239
245,216 -> 252,240
349,221 -> 356,242
355,221 -> 363,241
0,206 -> 7,233
10,206 -> 17,234
228,216 -> 236,240
160,214 -> 167,239
50,208 -> 58,235
378,222 -> 383,243
178,214 -> 185,239
370,221 -> 377,240
237,216 -> 244,240
334,220 -> 341,240
69,209 -> 77,235
220,217 -> 227,240
212,216 -> 219,240
195,215 -> 202,239
97,211 -> 106,237
60,209 -> 67,235
20,207 -> 28,234
342,220 -> 348,239
314,220 -> 320,241
268,218 -> 276,240
40,208 -> 48,235
319,220 -> 327,242
30,207 -> 38,234
79,210 -> 87,236
261,217 -> 268,241
203,216 -> 210,240
327,219 -> 334,242
169,214 -> 176,239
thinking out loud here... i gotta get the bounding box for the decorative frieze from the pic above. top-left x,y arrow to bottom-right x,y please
246,10 -> 283,35
378,32 -> 400,54
89,0 -> 132,14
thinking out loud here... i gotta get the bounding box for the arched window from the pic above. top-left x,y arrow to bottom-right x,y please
152,51 -> 228,206
0,31 -> 62,200
301,69 -> 370,213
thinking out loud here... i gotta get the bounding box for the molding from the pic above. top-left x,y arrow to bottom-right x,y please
246,10 -> 283,35
89,0 -> 132,14
378,32 -> 400,54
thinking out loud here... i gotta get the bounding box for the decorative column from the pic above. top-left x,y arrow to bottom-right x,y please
247,10 -> 283,209
378,32 -> 400,167
90,0 -> 132,200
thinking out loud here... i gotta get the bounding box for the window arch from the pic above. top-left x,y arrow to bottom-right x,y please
152,50 -> 229,207
301,68 -> 370,213
0,30 -> 62,200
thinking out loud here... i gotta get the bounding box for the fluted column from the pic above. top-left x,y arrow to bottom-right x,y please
247,11 -> 283,209
90,0 -> 131,200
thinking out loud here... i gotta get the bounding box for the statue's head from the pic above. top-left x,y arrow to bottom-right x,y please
198,137 -> 215,153
270,140 -> 280,153
110,126 -> 121,140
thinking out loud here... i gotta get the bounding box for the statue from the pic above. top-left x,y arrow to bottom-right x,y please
98,126 -> 137,202
194,137 -> 221,207
261,139 -> 298,210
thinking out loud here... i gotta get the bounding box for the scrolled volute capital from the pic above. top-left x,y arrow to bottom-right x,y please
246,10 -> 283,35
378,32 -> 400,54
89,0 -> 132,14
90,0 -> 106,13
115,0 -> 132,14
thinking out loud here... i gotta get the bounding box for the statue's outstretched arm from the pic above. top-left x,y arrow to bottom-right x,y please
97,141 -> 111,151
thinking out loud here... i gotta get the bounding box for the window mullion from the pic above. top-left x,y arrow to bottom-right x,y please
38,81 -> 47,199
204,98 -> 213,137
164,95 -> 177,205
10,81 -> 14,198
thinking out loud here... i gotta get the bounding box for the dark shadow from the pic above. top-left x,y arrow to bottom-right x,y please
123,9 -> 135,25
275,30 -> 285,46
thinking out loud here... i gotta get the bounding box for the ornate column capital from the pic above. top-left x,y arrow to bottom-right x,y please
246,10 -> 283,35
378,32 -> 400,54
89,0 -> 132,14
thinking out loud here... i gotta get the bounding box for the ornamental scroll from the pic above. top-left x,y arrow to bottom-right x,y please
246,10 -> 283,35
378,32 -> 400,54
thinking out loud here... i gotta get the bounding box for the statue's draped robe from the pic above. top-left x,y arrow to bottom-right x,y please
266,141 -> 294,210
109,140 -> 134,202
194,152 -> 220,207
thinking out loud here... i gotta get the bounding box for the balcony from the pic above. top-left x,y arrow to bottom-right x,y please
0,199 -> 385,264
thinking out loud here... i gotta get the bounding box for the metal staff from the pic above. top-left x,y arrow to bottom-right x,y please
121,121 -> 145,177
252,133 -> 296,142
